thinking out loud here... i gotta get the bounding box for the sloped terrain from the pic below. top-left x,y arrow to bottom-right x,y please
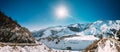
85,38 -> 120,52
0,44 -> 50,52
0,42 -> 77,52
0,11 -> 36,43
0,11 -> 51,52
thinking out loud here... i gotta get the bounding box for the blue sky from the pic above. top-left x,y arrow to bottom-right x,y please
0,0 -> 120,31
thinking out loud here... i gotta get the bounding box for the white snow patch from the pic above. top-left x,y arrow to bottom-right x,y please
97,39 -> 118,52
64,35 -> 99,40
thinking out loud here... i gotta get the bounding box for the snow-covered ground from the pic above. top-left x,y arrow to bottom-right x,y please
86,38 -> 120,52
0,45 -> 50,52
0,45 -> 82,52
97,38 -> 119,52
40,35 -> 99,50
1,38 -> 119,52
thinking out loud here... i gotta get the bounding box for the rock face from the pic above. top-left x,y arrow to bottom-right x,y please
85,38 -> 120,52
0,11 -> 36,43
117,29 -> 120,40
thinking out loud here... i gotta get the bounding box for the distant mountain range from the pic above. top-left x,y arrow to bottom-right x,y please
33,20 -> 120,39
32,20 -> 120,50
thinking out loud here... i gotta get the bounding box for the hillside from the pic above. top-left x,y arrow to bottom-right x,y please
0,11 -> 36,43
85,38 -> 120,52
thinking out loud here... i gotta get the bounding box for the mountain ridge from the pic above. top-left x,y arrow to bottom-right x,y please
32,20 -> 120,39
0,11 -> 36,43
32,20 -> 120,50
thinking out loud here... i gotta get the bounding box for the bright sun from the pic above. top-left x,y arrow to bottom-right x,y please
55,5 -> 68,19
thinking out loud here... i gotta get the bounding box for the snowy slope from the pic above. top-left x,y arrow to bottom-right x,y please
80,20 -> 120,37
32,23 -> 91,38
85,38 -> 120,52
32,26 -> 76,38
0,45 -> 50,52
0,44 -> 81,52
32,20 -> 120,51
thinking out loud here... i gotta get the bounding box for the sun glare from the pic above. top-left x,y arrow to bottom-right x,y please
55,5 -> 68,19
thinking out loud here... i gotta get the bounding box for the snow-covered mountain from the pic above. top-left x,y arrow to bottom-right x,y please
32,20 -> 120,50
33,20 -> 120,39
32,23 -> 91,38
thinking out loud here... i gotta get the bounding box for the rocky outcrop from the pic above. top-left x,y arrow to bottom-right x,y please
85,38 -> 120,52
0,11 -> 36,43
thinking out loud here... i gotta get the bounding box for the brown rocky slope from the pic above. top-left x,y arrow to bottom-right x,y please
0,11 -> 36,43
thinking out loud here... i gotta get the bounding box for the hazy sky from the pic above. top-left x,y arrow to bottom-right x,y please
0,0 -> 120,31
